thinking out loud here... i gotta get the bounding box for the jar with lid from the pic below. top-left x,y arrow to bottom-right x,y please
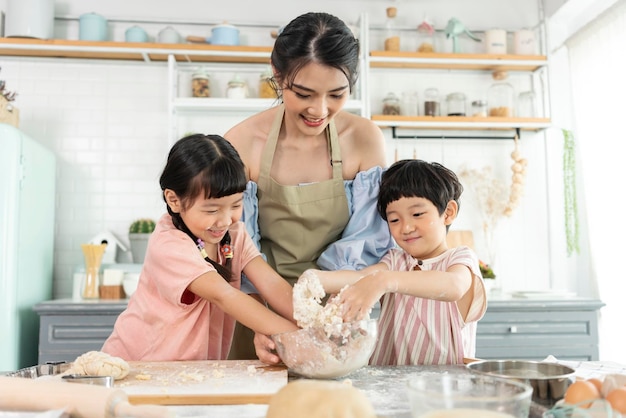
471,100 -> 488,117
401,91 -> 419,116
446,92 -> 466,116
382,92 -> 401,115
258,67 -> 277,99
226,74 -> 249,99
488,71 -> 515,117
416,16 -> 435,53
423,88 -> 440,116
384,7 -> 400,52
517,90 -> 536,118
191,69 -> 210,97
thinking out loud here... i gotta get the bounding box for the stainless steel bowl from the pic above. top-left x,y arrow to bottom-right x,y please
467,360 -> 575,406
272,319 -> 378,379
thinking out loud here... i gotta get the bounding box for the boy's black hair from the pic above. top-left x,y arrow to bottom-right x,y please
377,159 -> 463,221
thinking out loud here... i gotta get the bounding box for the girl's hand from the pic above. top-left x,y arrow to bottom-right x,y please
339,272 -> 386,322
253,332 -> 282,365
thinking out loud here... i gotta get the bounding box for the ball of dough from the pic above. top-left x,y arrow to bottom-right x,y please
68,351 -> 130,380
266,380 -> 376,418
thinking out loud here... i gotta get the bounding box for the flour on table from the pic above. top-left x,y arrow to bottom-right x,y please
66,350 -> 130,380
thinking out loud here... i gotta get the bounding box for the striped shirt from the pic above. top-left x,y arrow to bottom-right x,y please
370,246 -> 487,365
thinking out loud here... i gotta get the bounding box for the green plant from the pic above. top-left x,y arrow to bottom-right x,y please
479,260 -> 496,279
129,218 -> 156,234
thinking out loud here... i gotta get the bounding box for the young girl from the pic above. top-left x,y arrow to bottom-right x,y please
102,134 -> 298,361
299,159 -> 487,366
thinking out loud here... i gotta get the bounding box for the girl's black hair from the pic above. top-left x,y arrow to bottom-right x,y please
377,159 -> 463,228
159,134 -> 247,281
271,12 -> 360,93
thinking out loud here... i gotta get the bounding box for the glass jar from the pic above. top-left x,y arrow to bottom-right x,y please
488,83 -> 515,117
401,91 -> 419,116
191,69 -> 210,97
423,88 -> 440,116
416,17 -> 435,53
226,74 -> 249,99
517,90 -> 536,118
382,92 -> 401,115
384,7 -> 400,52
471,100 -> 488,117
258,68 -> 277,99
446,92 -> 466,116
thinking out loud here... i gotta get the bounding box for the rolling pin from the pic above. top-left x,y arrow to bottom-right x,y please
0,376 -> 174,418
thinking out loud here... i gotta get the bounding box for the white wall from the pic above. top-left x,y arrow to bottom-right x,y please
0,0 -> 582,302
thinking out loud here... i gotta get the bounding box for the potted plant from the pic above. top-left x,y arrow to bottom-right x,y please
128,218 -> 156,263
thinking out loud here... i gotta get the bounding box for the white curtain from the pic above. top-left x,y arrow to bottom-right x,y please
566,0 -> 626,362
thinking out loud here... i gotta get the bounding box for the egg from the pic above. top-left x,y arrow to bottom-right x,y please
564,380 -> 601,409
606,387 -> 626,414
587,378 -> 603,393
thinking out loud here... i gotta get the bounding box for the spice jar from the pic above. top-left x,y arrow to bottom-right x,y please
416,17 -> 435,53
226,74 -> 249,99
446,92 -> 466,116
382,92 -> 401,115
423,88 -> 440,116
488,71 -> 515,117
471,100 -> 488,117
258,67 -> 277,99
191,69 -> 210,97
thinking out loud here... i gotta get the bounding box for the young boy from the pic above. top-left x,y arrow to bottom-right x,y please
300,159 -> 487,365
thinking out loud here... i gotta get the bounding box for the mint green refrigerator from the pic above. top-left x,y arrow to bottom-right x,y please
0,123 -> 55,371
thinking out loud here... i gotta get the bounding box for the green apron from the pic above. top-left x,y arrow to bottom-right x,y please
228,105 -> 350,360
257,104 -> 350,285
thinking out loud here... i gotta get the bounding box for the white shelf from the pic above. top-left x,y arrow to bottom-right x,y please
371,116 -> 551,131
173,98 -> 363,112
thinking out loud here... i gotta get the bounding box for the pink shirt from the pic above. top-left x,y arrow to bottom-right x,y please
102,214 -> 260,361
370,246 -> 487,366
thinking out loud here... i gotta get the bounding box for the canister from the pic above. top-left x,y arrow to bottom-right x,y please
488,71 -> 515,117
382,92 -> 401,115
158,26 -> 181,44
125,25 -> 148,43
258,68 -> 277,99
401,91 -> 419,116
424,88 -> 440,116
485,29 -> 507,54
79,13 -> 108,41
517,91 -> 536,118
514,29 -> 536,55
226,75 -> 249,99
5,0 -> 54,39
471,100 -> 488,117
446,92 -> 466,116
191,69 -> 210,97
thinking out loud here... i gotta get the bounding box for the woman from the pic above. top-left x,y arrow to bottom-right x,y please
224,12 -> 394,362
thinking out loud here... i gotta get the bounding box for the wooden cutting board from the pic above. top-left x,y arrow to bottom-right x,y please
117,360 -> 287,405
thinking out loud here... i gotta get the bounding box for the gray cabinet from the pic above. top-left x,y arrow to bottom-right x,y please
475,298 -> 604,361
33,299 -> 127,364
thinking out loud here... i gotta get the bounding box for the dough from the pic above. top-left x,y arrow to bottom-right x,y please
266,380 -> 376,418
67,350 -> 130,380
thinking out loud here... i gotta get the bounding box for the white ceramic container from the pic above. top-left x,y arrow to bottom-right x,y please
5,0 -> 54,39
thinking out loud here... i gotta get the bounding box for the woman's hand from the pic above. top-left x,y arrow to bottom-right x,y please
339,271 -> 387,321
253,332 -> 282,365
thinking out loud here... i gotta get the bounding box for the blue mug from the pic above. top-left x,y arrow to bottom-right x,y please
125,25 -> 148,43
79,13 -> 108,41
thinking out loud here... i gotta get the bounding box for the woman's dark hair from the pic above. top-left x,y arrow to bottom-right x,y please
271,12 -> 360,93
159,134 -> 247,281
377,160 -> 463,230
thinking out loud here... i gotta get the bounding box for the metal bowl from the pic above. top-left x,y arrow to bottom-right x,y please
272,319 -> 378,379
467,360 -> 575,406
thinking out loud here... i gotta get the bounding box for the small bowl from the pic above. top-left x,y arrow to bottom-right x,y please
271,319 -> 377,379
407,373 -> 533,418
122,273 -> 139,297
467,360 -> 575,406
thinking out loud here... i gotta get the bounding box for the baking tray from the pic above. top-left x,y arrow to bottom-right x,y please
3,361 -> 70,378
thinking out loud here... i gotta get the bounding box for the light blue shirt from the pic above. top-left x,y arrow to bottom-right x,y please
240,166 -> 394,293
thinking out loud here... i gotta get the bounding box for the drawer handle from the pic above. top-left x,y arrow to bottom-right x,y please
508,326 -> 518,333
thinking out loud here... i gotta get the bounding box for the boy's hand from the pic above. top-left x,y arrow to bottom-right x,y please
339,272 -> 386,321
